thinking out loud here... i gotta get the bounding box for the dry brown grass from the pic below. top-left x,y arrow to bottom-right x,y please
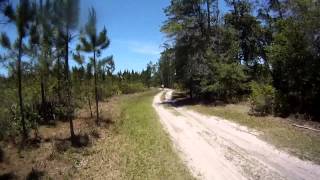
1,91 -> 193,179
0,105 -> 108,179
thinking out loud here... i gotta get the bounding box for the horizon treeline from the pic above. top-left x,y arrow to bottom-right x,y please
158,0 -> 320,119
0,0 -> 155,142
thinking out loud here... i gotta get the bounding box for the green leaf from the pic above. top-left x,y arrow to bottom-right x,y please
0,32 -> 11,49
73,52 -> 84,65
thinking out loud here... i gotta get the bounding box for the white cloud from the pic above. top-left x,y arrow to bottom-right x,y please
131,45 -> 160,56
114,39 -> 161,56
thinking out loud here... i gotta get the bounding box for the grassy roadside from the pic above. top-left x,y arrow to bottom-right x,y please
0,90 -> 193,179
118,90 -> 193,179
187,102 -> 320,164
76,90 -> 194,179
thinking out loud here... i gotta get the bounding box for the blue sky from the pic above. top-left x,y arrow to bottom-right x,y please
82,0 -> 229,73
1,0 -> 229,75
80,0 -> 170,72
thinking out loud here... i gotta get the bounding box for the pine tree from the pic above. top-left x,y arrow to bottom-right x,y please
53,0 -> 80,140
1,0 -> 35,139
76,8 -> 112,124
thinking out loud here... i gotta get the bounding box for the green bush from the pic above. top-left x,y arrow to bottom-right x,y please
120,82 -> 146,94
100,83 -> 121,99
201,62 -> 247,102
0,103 -> 39,141
8,104 -> 40,137
0,108 -> 18,141
249,82 -> 275,116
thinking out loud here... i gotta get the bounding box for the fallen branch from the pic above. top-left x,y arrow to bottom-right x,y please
292,124 -> 320,132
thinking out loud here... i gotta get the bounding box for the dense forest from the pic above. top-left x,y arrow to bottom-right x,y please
157,0 -> 320,119
0,0 -> 157,143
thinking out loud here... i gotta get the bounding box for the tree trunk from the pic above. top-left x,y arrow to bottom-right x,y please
196,3 -> 206,38
17,37 -> 27,139
65,31 -> 75,140
206,0 -> 211,39
189,88 -> 193,99
88,94 -> 93,118
40,73 -> 46,120
40,75 -> 46,105
93,50 -> 99,124
57,55 -> 62,104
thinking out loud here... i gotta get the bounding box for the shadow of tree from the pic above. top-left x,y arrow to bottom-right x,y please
26,168 -> 45,180
160,91 -> 227,108
0,172 -> 16,180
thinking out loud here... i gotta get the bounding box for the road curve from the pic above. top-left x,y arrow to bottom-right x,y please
153,89 -> 320,180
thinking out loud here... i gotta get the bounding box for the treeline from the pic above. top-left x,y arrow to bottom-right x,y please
158,0 -> 320,119
0,0 -> 152,143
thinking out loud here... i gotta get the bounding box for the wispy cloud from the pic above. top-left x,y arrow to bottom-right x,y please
130,45 -> 161,56
114,39 -> 161,56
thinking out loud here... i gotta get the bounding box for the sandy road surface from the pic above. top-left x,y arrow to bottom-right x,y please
152,89 -> 320,180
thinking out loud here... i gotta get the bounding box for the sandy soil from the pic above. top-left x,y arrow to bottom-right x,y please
153,89 -> 320,180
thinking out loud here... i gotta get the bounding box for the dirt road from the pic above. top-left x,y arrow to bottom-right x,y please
153,90 -> 320,180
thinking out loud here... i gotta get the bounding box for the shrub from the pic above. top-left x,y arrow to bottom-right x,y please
0,103 -> 41,141
100,83 -> 120,99
249,82 -> 275,116
0,108 -> 18,141
201,62 -> 247,102
8,104 -> 40,137
53,103 -> 70,121
120,82 -> 146,94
